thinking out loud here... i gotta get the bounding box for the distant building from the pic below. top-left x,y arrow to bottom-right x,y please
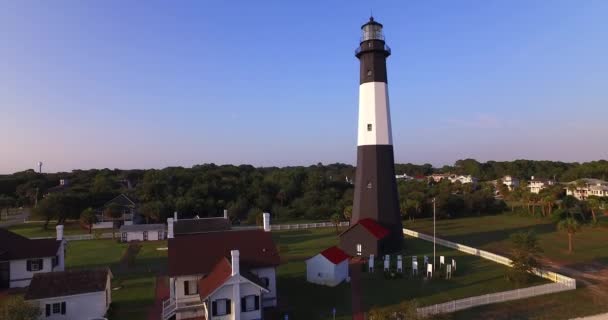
0,226 -> 66,288
528,176 -> 556,194
119,224 -> 166,242
305,246 -> 350,287
448,175 -> 478,185
25,269 -> 112,320
429,174 -> 450,183
502,175 -> 520,191
565,179 -> 608,200
44,179 -> 70,197
93,194 -> 138,229
395,173 -> 414,181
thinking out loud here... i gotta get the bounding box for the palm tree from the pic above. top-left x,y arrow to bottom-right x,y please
558,218 -> 581,254
587,197 -> 601,223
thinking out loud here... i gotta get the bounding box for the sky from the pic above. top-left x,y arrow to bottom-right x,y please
1,1 -> 607,174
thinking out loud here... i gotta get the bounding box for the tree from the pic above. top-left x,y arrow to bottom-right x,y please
506,231 -> 543,285
141,201 -> 163,223
587,197 -> 601,223
557,217 -> 581,254
330,213 -> 341,235
104,203 -> 123,239
0,195 -> 15,220
0,296 -> 40,320
80,207 -> 97,234
34,196 -> 60,229
343,205 -> 352,221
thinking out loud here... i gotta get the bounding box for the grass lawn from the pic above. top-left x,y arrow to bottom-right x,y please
65,239 -> 167,320
272,227 -> 544,319
7,221 -> 90,238
407,214 -> 608,319
406,214 -> 608,266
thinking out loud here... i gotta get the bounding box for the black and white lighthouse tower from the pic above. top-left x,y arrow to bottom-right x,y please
340,17 -> 403,257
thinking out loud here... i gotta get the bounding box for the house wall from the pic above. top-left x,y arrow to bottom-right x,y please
249,267 -> 277,307
339,224 -> 379,257
209,279 -> 262,320
92,222 -> 114,229
174,275 -> 205,320
9,256 -> 55,288
124,230 -> 162,242
32,289 -> 109,320
306,256 -> 348,287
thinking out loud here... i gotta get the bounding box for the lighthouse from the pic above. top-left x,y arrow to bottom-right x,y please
340,17 -> 403,257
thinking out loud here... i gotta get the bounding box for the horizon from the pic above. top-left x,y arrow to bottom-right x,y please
2,1 -> 607,174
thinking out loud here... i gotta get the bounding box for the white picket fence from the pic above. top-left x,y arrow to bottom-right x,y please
403,228 -> 577,316
31,233 -> 116,241
270,221 -> 350,231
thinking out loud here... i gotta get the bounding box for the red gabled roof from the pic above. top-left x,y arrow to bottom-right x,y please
319,246 -> 350,264
168,229 -> 280,277
198,258 -> 232,300
340,218 -> 390,240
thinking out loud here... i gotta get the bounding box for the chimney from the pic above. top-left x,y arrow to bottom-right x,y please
223,209 -> 228,220
262,212 -> 271,232
56,225 -> 64,241
167,218 -> 174,239
231,250 -> 240,276
173,211 -> 178,221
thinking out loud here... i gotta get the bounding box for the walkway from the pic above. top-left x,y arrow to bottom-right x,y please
350,258 -> 365,320
147,276 -> 169,320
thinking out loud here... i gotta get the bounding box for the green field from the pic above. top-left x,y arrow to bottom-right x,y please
66,239 -> 167,320
8,221 -> 90,238
273,228 -> 543,319
407,214 -> 608,319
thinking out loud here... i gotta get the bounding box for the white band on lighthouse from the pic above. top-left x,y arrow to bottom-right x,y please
357,82 -> 393,146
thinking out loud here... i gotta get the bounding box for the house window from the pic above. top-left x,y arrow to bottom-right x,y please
121,232 -> 127,242
356,244 -> 362,256
143,231 -> 148,241
241,295 -> 260,312
184,280 -> 197,295
367,124 -> 372,131
212,299 -> 231,316
46,302 -> 65,316
27,259 -> 43,272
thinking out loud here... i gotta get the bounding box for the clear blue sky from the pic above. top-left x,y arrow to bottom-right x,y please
1,1 -> 607,173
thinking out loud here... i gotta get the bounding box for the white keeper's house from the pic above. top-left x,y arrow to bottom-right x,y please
24,268 -> 112,320
0,226 -> 66,288
119,223 -> 166,242
305,246 -> 350,287
163,218 -> 280,320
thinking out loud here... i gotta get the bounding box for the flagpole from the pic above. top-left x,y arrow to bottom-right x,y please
433,197 -> 436,272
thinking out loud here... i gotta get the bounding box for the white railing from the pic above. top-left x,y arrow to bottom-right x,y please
271,221 -> 350,231
30,232 -> 116,241
417,283 -> 572,317
162,298 -> 176,320
403,228 -> 577,316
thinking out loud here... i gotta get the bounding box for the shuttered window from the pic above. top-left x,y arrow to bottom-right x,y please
241,295 -> 260,312
212,299 -> 231,316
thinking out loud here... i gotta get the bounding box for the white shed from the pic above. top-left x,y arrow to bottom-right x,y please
119,224 -> 166,242
25,269 -> 112,320
305,246 -> 350,287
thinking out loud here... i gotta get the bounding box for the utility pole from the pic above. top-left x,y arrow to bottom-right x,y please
433,197 -> 436,272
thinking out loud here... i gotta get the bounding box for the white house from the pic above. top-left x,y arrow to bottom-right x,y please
528,176 -> 555,194
305,246 -> 350,287
566,179 -> 608,200
0,226 -> 66,288
93,194 -> 137,229
119,224 -> 166,242
448,175 -> 478,185
164,227 -> 280,320
502,175 -> 520,191
25,268 -> 112,320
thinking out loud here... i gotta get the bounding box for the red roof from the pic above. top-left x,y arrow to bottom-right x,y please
168,230 -> 280,277
319,246 -> 350,264
341,218 -> 390,240
198,258 -> 232,299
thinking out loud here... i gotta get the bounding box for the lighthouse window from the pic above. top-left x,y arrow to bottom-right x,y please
367,69 -> 372,76
367,181 -> 373,189
367,124 -> 372,131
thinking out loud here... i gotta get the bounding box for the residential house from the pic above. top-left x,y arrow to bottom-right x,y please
164,227 -> 280,320
395,174 -> 413,181
528,176 -> 555,194
305,246 -> 350,287
566,179 -> 608,200
93,194 -> 138,229
429,174 -> 450,183
25,268 -> 112,320
0,226 -> 66,288
448,175 -> 478,186
119,224 -> 166,242
502,175 -> 520,191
